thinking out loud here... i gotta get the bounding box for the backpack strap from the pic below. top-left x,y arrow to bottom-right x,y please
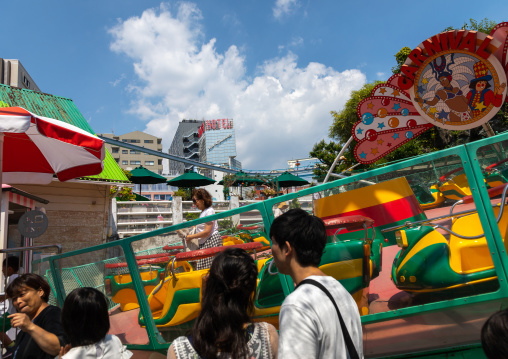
297,278 -> 360,359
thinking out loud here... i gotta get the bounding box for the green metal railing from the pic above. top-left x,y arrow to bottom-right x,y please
31,132 -> 508,356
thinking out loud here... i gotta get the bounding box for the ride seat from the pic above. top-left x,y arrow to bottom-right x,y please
449,206 -> 508,274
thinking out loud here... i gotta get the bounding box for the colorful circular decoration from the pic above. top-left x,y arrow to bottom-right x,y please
365,129 -> 378,141
388,117 -> 399,128
405,131 -> 414,139
361,113 -> 374,125
377,108 -> 388,118
407,119 -> 417,128
401,108 -> 409,116
381,98 -> 390,106
411,49 -> 507,130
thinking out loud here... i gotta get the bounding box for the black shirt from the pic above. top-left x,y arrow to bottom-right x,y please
14,305 -> 67,359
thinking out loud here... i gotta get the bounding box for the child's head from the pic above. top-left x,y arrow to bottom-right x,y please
481,308 -> 508,359
2,256 -> 19,277
61,287 -> 110,347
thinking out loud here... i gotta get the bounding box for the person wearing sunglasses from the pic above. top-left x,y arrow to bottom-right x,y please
185,189 -> 222,270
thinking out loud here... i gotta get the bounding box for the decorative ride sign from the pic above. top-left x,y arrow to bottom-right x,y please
352,23 -> 508,164
18,210 -> 48,238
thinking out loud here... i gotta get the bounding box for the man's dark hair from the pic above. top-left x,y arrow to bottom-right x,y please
6,273 -> 51,302
270,208 -> 327,267
482,308 -> 508,359
2,256 -> 20,272
62,287 -> 110,347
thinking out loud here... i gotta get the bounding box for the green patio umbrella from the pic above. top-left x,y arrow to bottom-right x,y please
218,171 -> 266,186
276,171 -> 310,187
217,171 -> 266,198
167,172 -> 215,187
130,165 -> 167,198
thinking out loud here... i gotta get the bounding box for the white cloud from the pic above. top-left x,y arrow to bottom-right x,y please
110,74 -> 126,87
376,72 -> 386,80
273,0 -> 300,19
109,3 -> 366,170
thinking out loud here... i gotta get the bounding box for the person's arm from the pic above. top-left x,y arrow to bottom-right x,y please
278,305 -> 319,359
167,343 -> 177,359
267,323 -> 279,359
8,312 -> 62,355
186,223 -> 213,241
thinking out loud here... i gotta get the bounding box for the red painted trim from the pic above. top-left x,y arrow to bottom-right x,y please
162,245 -> 185,251
105,256 -> 170,268
321,195 -> 422,235
175,242 -> 263,261
237,224 -> 259,230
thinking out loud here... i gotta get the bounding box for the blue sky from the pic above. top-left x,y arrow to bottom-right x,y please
1,1 -> 507,170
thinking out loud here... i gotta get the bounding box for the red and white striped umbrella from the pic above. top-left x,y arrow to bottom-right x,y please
0,106 -> 105,184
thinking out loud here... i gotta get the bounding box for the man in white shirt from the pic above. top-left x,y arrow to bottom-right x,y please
270,209 -> 363,359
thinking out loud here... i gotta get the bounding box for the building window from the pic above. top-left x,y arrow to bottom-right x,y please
23,76 -> 30,88
144,140 -> 154,143
112,147 -> 119,153
122,160 -> 128,165
130,161 -> 141,165
145,161 -> 154,166
114,158 -> 119,163
130,150 -> 141,154
122,150 -> 128,154
158,159 -> 162,165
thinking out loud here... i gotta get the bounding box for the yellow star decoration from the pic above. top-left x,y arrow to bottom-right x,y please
422,78 -> 428,85
377,139 -> 384,145
428,107 -> 438,115
392,89 -> 400,97
475,101 -> 487,111
367,102 -> 374,109
371,147 -> 379,155
379,88 -> 387,94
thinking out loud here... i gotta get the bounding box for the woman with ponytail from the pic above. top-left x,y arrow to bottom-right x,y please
168,248 -> 278,359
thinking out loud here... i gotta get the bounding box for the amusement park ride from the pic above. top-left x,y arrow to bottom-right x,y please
21,22 -> 508,358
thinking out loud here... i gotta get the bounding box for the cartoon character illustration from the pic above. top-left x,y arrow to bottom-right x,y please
415,54 -> 473,123
467,61 -> 506,118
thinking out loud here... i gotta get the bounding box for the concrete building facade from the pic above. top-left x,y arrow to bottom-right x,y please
0,59 -> 41,92
168,119 -> 203,175
99,131 -> 163,174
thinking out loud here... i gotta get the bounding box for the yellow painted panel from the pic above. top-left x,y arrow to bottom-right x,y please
165,303 -> 201,327
314,177 -> 414,218
397,230 -> 447,274
320,259 -> 363,280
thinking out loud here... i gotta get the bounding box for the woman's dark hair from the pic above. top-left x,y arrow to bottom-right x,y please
469,79 -> 491,90
481,309 -> 508,359
191,248 -> 258,359
61,287 -> 110,347
6,273 -> 50,302
270,208 -> 327,267
193,188 -> 213,208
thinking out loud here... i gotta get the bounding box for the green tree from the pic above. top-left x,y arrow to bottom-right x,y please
174,188 -> 191,200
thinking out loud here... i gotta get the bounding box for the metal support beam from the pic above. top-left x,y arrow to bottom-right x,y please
99,136 -> 317,176
98,136 -> 237,174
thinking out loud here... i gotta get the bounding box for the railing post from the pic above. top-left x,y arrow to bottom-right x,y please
172,197 -> 183,225
230,196 -> 240,227
110,198 -> 117,236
